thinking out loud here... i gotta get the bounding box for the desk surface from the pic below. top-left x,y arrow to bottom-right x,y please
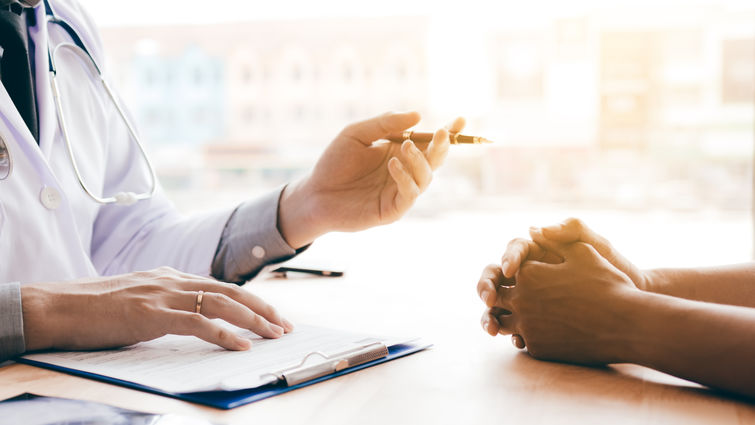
1,213 -> 753,424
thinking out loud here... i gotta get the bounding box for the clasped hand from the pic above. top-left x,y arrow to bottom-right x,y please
477,218 -> 646,365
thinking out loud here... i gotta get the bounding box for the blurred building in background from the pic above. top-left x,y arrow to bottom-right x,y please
98,5 -> 754,213
101,17 -> 430,200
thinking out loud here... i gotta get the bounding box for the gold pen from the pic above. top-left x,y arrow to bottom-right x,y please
386,131 -> 493,145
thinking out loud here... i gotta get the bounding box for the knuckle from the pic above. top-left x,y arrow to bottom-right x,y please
477,277 -> 492,294
216,292 -> 234,305
131,269 -> 155,280
572,242 -> 594,256
507,238 -> 527,251
211,293 -> 234,310
249,312 -> 266,327
187,312 -> 205,326
215,327 -> 230,342
217,281 -> 241,295
136,283 -> 166,295
565,217 -> 584,229
156,265 -> 177,274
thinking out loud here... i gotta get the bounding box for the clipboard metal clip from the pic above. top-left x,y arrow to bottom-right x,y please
261,342 -> 389,387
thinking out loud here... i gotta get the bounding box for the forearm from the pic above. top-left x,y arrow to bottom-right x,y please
622,291 -> 755,398
644,263 -> 755,308
93,197 -> 233,277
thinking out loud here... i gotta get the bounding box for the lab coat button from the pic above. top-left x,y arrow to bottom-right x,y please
252,245 -> 265,259
40,186 -> 62,210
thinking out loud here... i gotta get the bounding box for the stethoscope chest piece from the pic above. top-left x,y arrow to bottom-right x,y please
0,134 -> 11,180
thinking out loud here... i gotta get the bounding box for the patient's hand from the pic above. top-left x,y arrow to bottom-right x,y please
477,237 -> 641,365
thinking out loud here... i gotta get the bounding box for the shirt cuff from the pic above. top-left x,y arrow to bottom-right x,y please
0,282 -> 25,362
211,186 -> 308,283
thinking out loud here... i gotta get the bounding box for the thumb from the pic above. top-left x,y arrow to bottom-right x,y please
340,111 -> 421,145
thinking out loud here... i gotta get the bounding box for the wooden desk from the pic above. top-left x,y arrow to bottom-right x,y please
1,215 -> 753,424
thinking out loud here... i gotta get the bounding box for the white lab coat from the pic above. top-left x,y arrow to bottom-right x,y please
0,0 -> 232,285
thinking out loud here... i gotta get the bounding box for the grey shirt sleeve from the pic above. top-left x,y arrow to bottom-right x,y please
0,282 -> 25,362
211,186 -> 307,283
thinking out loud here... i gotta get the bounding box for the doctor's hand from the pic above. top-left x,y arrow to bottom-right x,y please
477,236 -> 641,365
21,267 -> 293,353
277,111 -> 464,248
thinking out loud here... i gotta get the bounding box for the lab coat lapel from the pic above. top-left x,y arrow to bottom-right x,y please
28,3 -> 56,159
0,81 -> 39,158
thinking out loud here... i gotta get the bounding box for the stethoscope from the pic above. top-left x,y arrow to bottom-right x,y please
0,0 -> 157,206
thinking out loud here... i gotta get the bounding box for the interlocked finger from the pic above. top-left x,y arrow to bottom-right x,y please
491,307 -> 517,335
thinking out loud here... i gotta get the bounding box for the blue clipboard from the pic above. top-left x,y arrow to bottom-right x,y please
16,342 -> 430,410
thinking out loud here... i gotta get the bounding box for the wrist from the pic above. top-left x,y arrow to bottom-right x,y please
639,269 -> 666,293
20,285 -> 56,351
277,178 -> 328,249
612,289 -> 681,367
601,289 -> 658,364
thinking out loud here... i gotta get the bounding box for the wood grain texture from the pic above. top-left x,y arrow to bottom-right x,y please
2,216 -> 753,424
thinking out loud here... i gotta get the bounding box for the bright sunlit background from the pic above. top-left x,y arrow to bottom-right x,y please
78,0 -> 754,269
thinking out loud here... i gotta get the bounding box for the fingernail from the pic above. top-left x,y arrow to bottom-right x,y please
529,226 -> 541,234
482,317 -> 490,331
237,338 -> 251,350
269,324 -> 284,337
543,223 -> 563,232
502,261 -> 511,277
511,335 -> 523,349
282,318 -> 295,333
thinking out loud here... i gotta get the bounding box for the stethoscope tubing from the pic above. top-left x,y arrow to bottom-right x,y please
40,0 -> 158,205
